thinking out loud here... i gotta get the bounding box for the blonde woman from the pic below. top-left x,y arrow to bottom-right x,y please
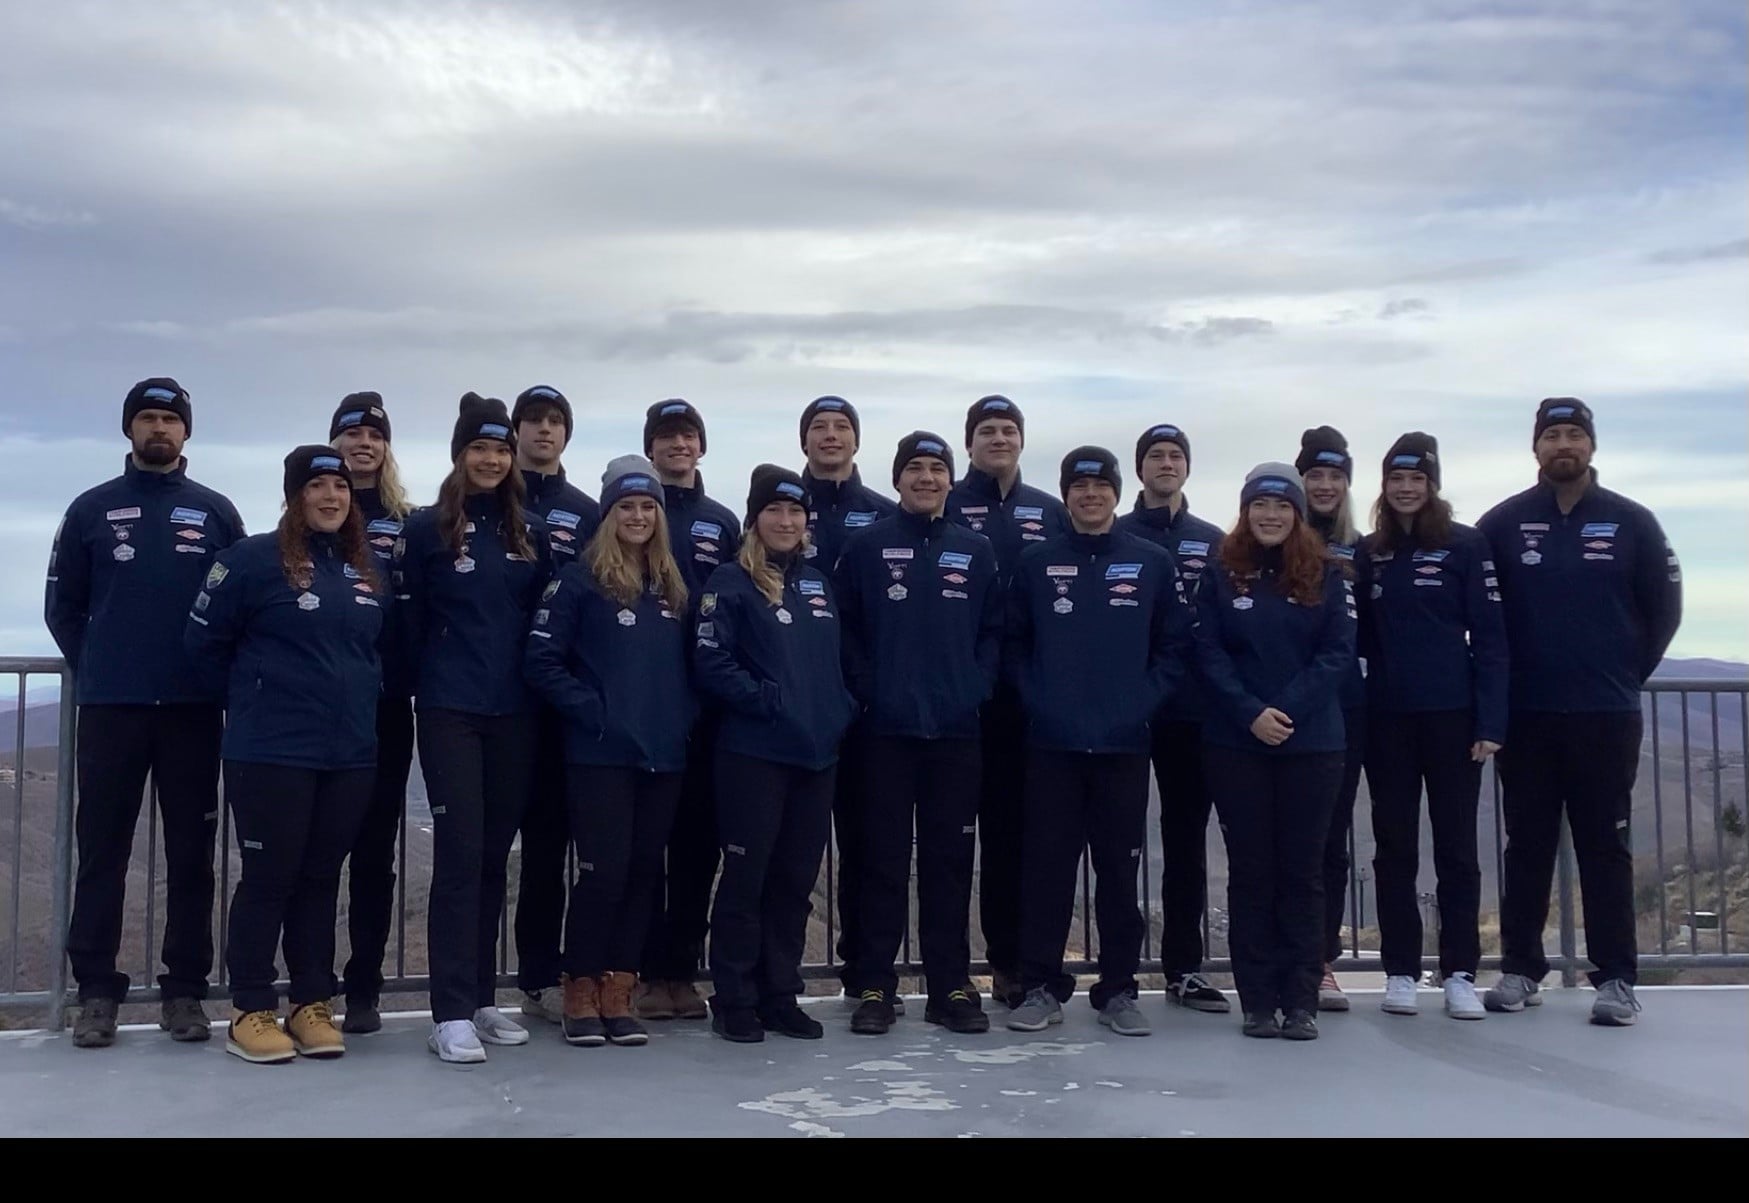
524,456 -> 694,1048
692,465 -> 857,1043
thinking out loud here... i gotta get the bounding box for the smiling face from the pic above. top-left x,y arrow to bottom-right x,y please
1385,469 -> 1430,516
1141,441 -> 1188,503
128,409 -> 187,466
461,439 -> 513,492
898,456 -> 952,516
1066,477 -> 1118,532
804,412 -> 857,474
1303,466 -> 1348,516
1535,423 -> 1594,483
612,495 -> 659,547
1248,495 -> 1298,546
756,500 -> 808,554
649,423 -> 702,483
969,419 -> 1022,476
335,425 -> 385,481
517,405 -> 568,472
302,474 -> 351,533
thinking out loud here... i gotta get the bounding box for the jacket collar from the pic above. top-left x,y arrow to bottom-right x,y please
123,455 -> 188,488
960,465 -> 1024,503
802,466 -> 865,510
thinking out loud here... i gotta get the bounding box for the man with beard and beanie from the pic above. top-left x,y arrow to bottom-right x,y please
1003,448 -> 1194,1038
1478,398 -> 1681,1027
834,433 -> 1001,1035
795,395 -> 898,1003
945,394 -> 1071,1009
45,377 -> 247,1049
637,399 -> 744,1021
1116,422 -> 1232,1015
508,384 -> 602,1027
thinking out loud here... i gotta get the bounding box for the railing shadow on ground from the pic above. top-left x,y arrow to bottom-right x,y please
3,656 -> 1745,1028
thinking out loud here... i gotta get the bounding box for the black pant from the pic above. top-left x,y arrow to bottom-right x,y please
1207,744 -> 1344,1016
853,735 -> 981,1000
1322,707 -> 1365,964
1019,749 -> 1151,1009
514,708 -> 569,992
1365,709 -> 1483,979
68,705 -> 222,1002
1152,719 -> 1213,978
708,751 -> 835,1012
224,761 -> 373,1013
342,694 -> 414,1003
643,716 -> 721,982
562,766 -> 684,978
832,720 -> 872,989
977,688 -> 1027,976
418,708 -> 537,1022
1497,711 -> 1641,987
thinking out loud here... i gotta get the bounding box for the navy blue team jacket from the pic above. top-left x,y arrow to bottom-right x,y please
355,487 -> 415,700
1116,495 -> 1226,725
662,476 -> 743,601
523,468 -> 601,571
946,468 -> 1072,581
803,468 -> 897,571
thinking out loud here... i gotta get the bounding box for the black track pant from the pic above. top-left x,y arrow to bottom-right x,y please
562,766 -> 684,978
1365,708 -> 1483,979
514,707 -> 569,992
1152,719 -> 1213,978
643,716 -> 720,983
418,708 -> 536,1023
224,761 -> 373,1013
833,720 -> 872,989
1498,710 -> 1641,987
852,735 -> 981,1000
977,688 -> 1026,977
342,694 -> 414,1003
69,704 -> 222,1002
1018,749 -> 1151,1010
1322,707 -> 1365,963
708,751 -> 835,1012
1208,744 -> 1344,1016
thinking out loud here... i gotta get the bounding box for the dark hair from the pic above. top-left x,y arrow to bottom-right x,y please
1219,508 -> 1329,606
1369,483 -> 1455,553
277,486 -> 379,592
435,456 -> 535,560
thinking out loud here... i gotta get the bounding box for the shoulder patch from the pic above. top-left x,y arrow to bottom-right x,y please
205,562 -> 229,589
700,592 -> 717,616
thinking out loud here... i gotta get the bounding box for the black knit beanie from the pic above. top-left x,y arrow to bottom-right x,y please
1295,425 -> 1353,480
799,395 -> 861,449
1534,397 -> 1596,446
451,393 -> 516,462
745,463 -> 809,528
1135,423 -> 1191,474
1059,445 -> 1122,500
643,398 -> 708,456
513,385 -> 574,443
283,444 -> 352,502
892,431 -> 956,487
964,394 -> 1024,447
329,392 -> 391,442
122,377 -> 192,438
1382,431 -> 1441,486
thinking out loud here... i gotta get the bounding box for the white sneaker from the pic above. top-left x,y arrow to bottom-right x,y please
429,1019 -> 487,1063
472,1006 -> 530,1045
1444,974 -> 1486,1021
1382,975 -> 1420,1015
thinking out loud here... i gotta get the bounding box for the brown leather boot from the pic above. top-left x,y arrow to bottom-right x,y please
561,973 -> 605,1047
598,972 -> 649,1046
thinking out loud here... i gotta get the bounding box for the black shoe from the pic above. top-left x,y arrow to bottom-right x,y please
759,1000 -> 825,1040
844,982 -> 905,1015
711,1006 -> 765,1044
1167,973 -> 1232,1013
563,1014 -> 607,1047
72,998 -> 119,1049
603,1014 -> 649,1046
1242,1010 -> 1281,1039
341,998 -> 382,1034
1281,1009 -> 1319,1041
850,991 -> 895,1035
159,997 -> 211,1042
925,990 -> 990,1034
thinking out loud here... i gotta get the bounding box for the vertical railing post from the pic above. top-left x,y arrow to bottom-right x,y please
48,666 -> 77,1030
1556,818 -> 1578,988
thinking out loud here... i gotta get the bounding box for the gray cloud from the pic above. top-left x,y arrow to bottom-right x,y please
1378,297 -> 1432,319
1646,238 -> 1749,264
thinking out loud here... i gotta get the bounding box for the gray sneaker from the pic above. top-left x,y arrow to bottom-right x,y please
520,987 -> 565,1025
1005,986 -> 1063,1032
1590,979 -> 1641,1027
1096,994 -> 1151,1037
1483,973 -> 1543,1013
159,996 -> 211,1042
72,997 -> 118,1048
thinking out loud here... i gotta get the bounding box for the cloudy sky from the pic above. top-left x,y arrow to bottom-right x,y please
3,0 -> 1744,662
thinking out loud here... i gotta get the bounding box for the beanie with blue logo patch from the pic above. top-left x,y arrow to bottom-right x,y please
600,454 -> 664,510
1294,426 -> 1352,481
965,394 -> 1024,447
745,463 -> 810,529
893,430 -> 956,487
513,385 -> 574,443
122,377 -> 193,438
1058,445 -> 1122,500
643,398 -> 707,457
329,392 -> 391,442
1135,423 -> 1191,474
451,392 -> 517,462
1241,462 -> 1307,518
1382,431 -> 1440,487
283,444 -> 353,502
800,395 -> 861,449
1534,397 -> 1595,446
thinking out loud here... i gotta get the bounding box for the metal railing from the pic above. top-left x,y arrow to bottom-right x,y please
3,662 -> 1744,1027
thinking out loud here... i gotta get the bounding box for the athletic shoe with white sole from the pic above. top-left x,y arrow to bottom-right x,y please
1097,994 -> 1151,1036
1005,986 -> 1063,1032
472,1006 -> 530,1045
1382,975 -> 1420,1015
429,1019 -> 488,1063
1483,973 -> 1543,1012
1443,974 -> 1486,1020
1590,979 -> 1641,1027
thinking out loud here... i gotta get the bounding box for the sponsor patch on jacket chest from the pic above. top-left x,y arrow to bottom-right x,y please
546,509 -> 582,530
845,511 -> 878,527
106,506 -> 142,522
1581,523 -> 1620,539
1045,565 -> 1078,577
938,551 -> 972,570
691,520 -> 723,540
170,507 -> 207,527
1013,506 -> 1044,521
797,578 -> 826,597
1411,549 -> 1449,563
1105,563 -> 1142,581
1178,540 -> 1210,557
882,547 -> 915,560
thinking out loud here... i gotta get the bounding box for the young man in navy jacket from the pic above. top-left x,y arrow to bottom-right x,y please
945,395 -> 1072,1008
1477,398 -> 1681,1026
1003,448 -> 1194,1037
45,378 -> 246,1049
834,432 -> 1001,1035
638,399 -> 744,1020
1116,422 -> 1232,1014
795,394 -> 898,999
508,384 -> 602,1025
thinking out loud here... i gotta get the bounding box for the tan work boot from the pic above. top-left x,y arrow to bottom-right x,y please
562,973 -> 605,1047
634,978 -> 676,1020
599,972 -> 648,1046
286,1001 -> 346,1058
226,1008 -> 295,1064
669,978 -> 709,1020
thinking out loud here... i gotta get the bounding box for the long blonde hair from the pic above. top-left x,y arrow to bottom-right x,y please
329,437 -> 412,520
737,526 -> 812,606
587,503 -> 689,614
